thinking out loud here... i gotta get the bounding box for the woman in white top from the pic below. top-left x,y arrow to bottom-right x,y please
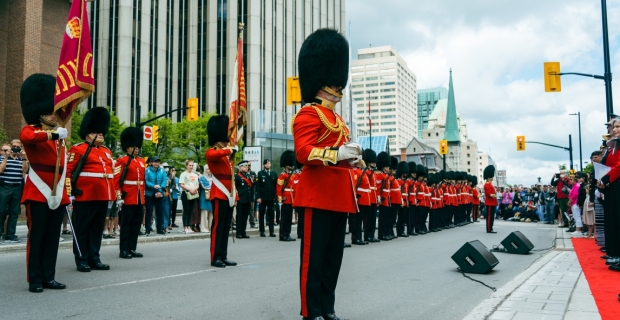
179,159 -> 200,234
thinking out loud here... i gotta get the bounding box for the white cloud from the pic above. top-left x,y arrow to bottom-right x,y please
348,0 -> 620,184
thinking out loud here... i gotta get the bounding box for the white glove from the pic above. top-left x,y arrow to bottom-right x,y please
336,143 -> 362,161
349,155 -> 362,164
69,196 -> 75,204
57,127 -> 68,139
116,199 -> 124,207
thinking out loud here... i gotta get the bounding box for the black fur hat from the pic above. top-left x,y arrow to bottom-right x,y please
362,149 -> 377,164
396,161 -> 409,177
280,150 -> 296,168
472,175 -> 478,185
416,164 -> 427,177
435,170 -> 443,182
207,115 -> 230,146
298,29 -> 349,104
79,107 -> 111,139
120,127 -> 144,151
20,73 -> 55,125
428,173 -> 437,186
377,152 -> 390,170
455,171 -> 464,181
390,157 -> 398,170
440,170 -> 447,181
483,165 -> 495,180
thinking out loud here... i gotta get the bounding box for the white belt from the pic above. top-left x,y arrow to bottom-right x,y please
402,193 -> 408,196
432,197 -> 440,201
382,189 -> 390,193
124,180 -> 143,185
417,192 -> 425,195
370,187 -> 377,190
79,172 -> 112,178
284,188 -> 294,192
357,188 -> 371,193
425,193 -> 432,196
391,188 -> 400,191
409,193 -> 416,196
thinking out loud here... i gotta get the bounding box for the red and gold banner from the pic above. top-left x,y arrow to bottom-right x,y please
53,0 -> 95,126
228,37 -> 247,146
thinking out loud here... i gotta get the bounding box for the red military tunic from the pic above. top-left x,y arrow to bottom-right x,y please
411,181 -> 420,206
398,178 -> 408,207
436,187 -> 444,209
375,172 -> 391,207
416,181 -> 429,208
472,188 -> 480,205
484,182 -> 498,206
405,179 -> 414,206
390,177 -> 402,206
291,172 -> 300,207
205,147 -> 238,203
276,171 -> 295,205
66,143 -> 117,201
20,125 -> 70,205
368,171 -> 378,205
353,168 -> 372,207
442,184 -> 450,207
292,104 -> 357,213
113,155 -> 146,205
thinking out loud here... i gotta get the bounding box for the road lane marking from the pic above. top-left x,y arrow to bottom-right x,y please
68,262 -> 255,292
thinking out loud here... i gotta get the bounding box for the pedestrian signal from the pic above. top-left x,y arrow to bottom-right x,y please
516,136 -> 526,151
187,97 -> 199,121
153,125 -> 159,144
287,77 -> 301,105
439,140 -> 448,155
544,62 -> 561,92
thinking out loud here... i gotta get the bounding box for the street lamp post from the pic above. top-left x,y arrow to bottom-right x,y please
601,0 -> 614,117
569,112 -> 582,171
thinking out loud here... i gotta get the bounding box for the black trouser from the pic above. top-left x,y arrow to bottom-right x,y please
396,206 -> 407,235
26,201 -> 65,284
429,208 -> 436,231
119,204 -> 143,252
259,200 -> 275,234
416,206 -> 429,233
378,206 -> 390,238
211,199 -> 234,262
275,201 -> 281,225
145,195 -> 164,232
351,207 -> 365,242
389,205 -> 399,236
299,208 -> 346,318
296,208 -> 303,238
280,203 -> 293,239
407,206 -> 416,234
364,204 -> 377,240
603,183 -> 620,257
486,206 -> 496,232
472,204 -> 479,221
170,198 -> 178,225
72,200 -> 108,266
0,183 -> 22,238
248,202 -> 256,226
180,193 -> 197,227
236,202 -> 251,237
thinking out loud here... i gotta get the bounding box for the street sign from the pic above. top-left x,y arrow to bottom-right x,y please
516,135 -> 526,151
243,146 -> 262,171
143,126 -> 153,141
439,139 -> 448,155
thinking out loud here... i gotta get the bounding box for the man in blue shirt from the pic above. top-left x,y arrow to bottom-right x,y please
145,156 -> 168,235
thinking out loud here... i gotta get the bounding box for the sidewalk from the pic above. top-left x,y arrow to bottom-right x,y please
0,220 -> 293,253
465,227 -> 601,320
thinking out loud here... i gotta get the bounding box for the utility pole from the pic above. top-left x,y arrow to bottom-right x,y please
569,112 -> 582,171
601,0 -> 614,117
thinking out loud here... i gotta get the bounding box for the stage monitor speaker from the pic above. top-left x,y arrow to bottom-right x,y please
501,231 -> 535,254
451,240 -> 499,274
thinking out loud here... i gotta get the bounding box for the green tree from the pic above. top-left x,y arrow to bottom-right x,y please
69,108 -> 84,146
173,113 -> 212,167
139,112 -> 175,163
558,164 -> 568,171
583,163 -> 594,174
104,110 -> 128,157
0,126 -> 8,144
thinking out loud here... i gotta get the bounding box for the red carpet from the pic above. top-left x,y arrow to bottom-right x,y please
572,238 -> 620,319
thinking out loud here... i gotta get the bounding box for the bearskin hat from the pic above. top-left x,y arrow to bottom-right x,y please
408,162 -> 417,176
390,156 -> 398,170
454,171 -> 463,181
20,74 -> 56,125
280,150 -> 296,168
362,149 -> 377,164
79,107 -> 111,140
472,175 -> 478,185
377,152 -> 390,170
483,165 -> 495,180
395,161 -> 409,177
298,29 -> 349,104
120,127 -> 144,151
207,115 -> 230,146
416,164 -> 427,177
440,170 -> 447,181
435,170 -> 443,182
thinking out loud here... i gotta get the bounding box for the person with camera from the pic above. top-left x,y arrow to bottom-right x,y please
551,171 -> 570,227
0,140 -> 28,243
144,156 -> 168,235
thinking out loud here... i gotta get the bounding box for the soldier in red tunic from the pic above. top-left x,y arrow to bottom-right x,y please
351,158 -> 370,245
276,150 -> 296,242
19,74 -> 70,293
415,165 -> 429,234
471,176 -> 480,222
388,157 -> 401,239
114,127 -> 146,259
375,152 -> 391,241
205,115 -> 238,268
395,161 -> 409,237
483,166 -> 498,233
294,29 -> 361,320
67,107 -> 116,272
407,162 -> 418,236
362,150 -> 379,243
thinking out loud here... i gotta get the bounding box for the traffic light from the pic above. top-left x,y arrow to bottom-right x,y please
544,62 -> 561,92
287,77 -> 301,105
439,139 -> 448,155
516,135 -> 526,151
153,125 -> 159,144
187,97 -> 199,121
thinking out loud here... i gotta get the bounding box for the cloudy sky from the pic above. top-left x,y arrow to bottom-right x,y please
347,0 -> 620,185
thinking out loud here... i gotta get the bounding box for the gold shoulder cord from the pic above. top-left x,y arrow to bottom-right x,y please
311,106 -> 348,147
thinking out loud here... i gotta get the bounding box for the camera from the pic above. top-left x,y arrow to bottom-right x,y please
555,173 -> 560,178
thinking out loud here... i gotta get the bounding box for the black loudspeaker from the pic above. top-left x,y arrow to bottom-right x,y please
501,231 -> 535,254
451,240 -> 499,274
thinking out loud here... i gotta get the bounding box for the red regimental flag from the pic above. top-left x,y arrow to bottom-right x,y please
53,0 -> 95,126
228,37 -> 247,146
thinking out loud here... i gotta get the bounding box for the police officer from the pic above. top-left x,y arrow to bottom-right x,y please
234,160 -> 252,239
255,159 -> 277,237
115,127 -> 146,259
67,107 -> 115,272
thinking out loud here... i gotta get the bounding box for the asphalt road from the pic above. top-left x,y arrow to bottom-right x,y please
0,220 -> 556,320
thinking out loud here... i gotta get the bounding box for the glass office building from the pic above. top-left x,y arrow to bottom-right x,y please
417,87 -> 447,138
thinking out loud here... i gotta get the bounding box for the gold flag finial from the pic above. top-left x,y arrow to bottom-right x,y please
238,22 -> 245,39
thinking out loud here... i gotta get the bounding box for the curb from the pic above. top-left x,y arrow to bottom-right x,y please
555,227 -> 575,251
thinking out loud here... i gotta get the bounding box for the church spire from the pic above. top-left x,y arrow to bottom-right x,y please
444,69 -> 460,142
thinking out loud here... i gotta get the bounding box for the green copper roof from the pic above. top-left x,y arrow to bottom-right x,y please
444,69 -> 460,142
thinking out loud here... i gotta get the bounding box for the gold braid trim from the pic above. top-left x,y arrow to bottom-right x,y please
310,106 -> 348,147
308,147 -> 338,165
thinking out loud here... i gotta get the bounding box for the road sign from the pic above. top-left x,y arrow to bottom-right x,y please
143,126 -> 153,141
439,139 -> 448,155
516,135 -> 526,151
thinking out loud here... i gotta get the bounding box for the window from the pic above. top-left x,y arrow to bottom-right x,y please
382,128 -> 396,132
351,84 -> 363,89
380,102 -> 395,105
380,88 -> 395,92
467,161 -> 470,165
357,110 -> 365,114
380,68 -> 395,73
428,133 -> 431,137
366,83 -> 378,87
352,72 -> 364,76
379,62 -> 395,66
413,148 -> 416,152
383,121 -> 396,125
366,63 -> 378,68
468,169 -> 471,172
366,76 -> 378,81
381,95 -> 395,99
388,135 -> 396,139
381,81 -> 395,86
467,154 -> 470,157
380,75 -> 395,79
467,146 -> 470,150
366,70 -> 378,74
352,91 -> 363,95
352,77 -> 363,82
381,108 -> 395,112
435,132 -> 439,136
366,90 -> 378,94
381,115 -> 396,119
352,65 -> 364,70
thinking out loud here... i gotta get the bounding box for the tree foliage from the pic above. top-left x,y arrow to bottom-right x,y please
558,164 -> 568,171
583,163 -> 594,175
69,107 -> 127,157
